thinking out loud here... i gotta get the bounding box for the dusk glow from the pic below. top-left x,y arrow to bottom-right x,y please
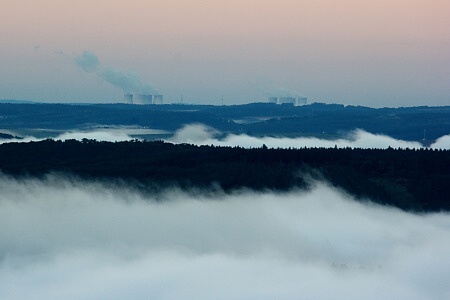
1,0 -> 449,105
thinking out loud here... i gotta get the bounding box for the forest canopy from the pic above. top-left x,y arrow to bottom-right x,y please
0,139 -> 448,212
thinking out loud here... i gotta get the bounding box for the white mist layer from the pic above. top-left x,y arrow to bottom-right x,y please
0,176 -> 449,299
0,130 -> 139,144
56,130 -> 134,142
431,134 -> 450,149
169,124 -> 450,150
1,124 -> 449,150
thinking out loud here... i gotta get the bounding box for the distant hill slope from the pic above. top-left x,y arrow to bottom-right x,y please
1,102 -> 450,142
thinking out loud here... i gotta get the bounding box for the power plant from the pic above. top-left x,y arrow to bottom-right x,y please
124,94 -> 163,105
124,93 -> 307,106
269,96 -> 307,106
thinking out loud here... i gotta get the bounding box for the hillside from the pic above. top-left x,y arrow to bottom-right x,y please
1,102 -> 450,143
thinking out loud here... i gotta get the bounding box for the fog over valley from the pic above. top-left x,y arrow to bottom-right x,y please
169,124 -> 450,150
0,110 -> 448,298
1,175 -> 449,299
2,124 -> 450,150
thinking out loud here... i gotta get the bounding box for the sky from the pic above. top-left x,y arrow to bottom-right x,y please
1,175 -> 450,299
1,0 -> 449,107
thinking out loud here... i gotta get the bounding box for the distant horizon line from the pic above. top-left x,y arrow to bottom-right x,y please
1,98 -> 449,110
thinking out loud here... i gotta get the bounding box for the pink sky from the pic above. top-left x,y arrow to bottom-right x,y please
1,0 -> 449,106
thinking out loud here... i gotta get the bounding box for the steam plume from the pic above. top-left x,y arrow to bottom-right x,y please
74,50 -> 157,94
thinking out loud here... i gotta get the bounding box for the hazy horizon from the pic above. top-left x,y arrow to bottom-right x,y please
1,0 -> 449,107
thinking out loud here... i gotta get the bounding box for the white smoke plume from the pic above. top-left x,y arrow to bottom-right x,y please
74,50 -> 99,73
0,175 -> 449,299
169,124 -> 442,149
75,50 -> 157,94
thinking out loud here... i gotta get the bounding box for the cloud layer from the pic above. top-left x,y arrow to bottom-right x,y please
0,175 -> 449,299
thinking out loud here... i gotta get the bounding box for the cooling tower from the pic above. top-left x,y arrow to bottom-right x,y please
152,95 -> 163,105
124,93 -> 133,104
134,94 -> 153,105
269,96 -> 307,106
124,94 -> 163,105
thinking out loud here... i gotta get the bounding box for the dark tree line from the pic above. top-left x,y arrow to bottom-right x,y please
0,139 -> 449,212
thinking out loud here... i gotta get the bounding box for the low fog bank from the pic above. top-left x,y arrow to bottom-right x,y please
2,124 -> 450,150
169,124 -> 450,150
1,175 -> 449,299
0,130 -> 138,145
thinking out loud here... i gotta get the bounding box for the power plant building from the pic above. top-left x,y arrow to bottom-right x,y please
124,94 -> 164,105
124,94 -> 134,103
269,96 -> 307,106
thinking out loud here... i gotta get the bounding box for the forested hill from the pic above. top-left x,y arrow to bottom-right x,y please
0,139 -> 449,212
1,102 -> 450,142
